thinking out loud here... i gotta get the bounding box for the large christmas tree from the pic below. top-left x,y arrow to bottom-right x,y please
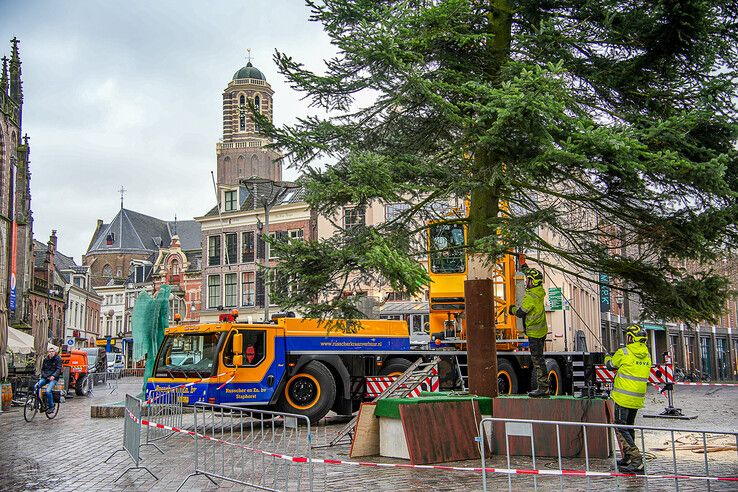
261,0 -> 737,325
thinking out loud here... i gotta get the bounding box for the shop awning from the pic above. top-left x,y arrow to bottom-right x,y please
379,301 -> 429,316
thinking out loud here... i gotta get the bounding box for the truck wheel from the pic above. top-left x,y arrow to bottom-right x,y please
497,359 -> 518,395
279,361 -> 336,423
379,358 -> 413,377
75,375 -> 89,396
545,358 -> 563,395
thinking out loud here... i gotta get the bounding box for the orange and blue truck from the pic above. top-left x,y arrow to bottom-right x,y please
146,316 -> 417,422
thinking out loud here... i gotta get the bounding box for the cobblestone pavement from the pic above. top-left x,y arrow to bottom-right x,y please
0,378 -> 736,491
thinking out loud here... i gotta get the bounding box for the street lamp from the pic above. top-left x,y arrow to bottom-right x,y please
240,177 -> 300,322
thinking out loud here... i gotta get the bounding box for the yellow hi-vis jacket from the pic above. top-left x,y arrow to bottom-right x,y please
605,341 -> 652,409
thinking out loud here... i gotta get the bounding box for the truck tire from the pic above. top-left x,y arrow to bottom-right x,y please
279,361 -> 336,423
545,358 -> 563,395
379,358 -> 413,377
75,375 -> 89,396
497,359 -> 518,395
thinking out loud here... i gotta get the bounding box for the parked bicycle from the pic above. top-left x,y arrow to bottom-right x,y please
674,367 -> 711,382
23,382 -> 63,422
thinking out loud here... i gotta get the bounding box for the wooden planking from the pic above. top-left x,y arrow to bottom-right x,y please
399,400 -> 486,465
491,397 -> 613,458
350,402 -> 380,458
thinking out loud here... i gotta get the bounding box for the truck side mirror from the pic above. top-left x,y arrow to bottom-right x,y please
232,333 -> 243,355
233,355 -> 244,367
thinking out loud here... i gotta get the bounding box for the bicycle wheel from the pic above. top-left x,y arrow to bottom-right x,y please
23,395 -> 38,422
45,400 -> 60,419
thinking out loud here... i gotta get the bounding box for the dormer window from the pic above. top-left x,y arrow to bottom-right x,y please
106,232 -> 115,245
224,190 -> 237,212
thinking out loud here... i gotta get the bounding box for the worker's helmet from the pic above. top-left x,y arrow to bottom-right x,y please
625,324 -> 647,343
525,268 -> 544,287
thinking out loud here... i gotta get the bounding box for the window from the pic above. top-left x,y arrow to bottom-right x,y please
255,271 -> 265,308
242,231 -> 255,263
208,235 -> 221,266
289,229 -> 304,241
115,316 -> 122,334
700,336 -> 712,378
385,291 -> 410,302
269,231 -> 288,259
429,223 -> 466,274
575,330 -> 588,351
225,233 -> 237,264
241,272 -> 255,306
254,95 -> 261,114
343,207 -> 365,230
102,264 -> 113,278
385,202 -> 410,222
256,233 -> 266,260
224,273 -> 238,307
155,332 -> 222,377
207,275 -> 221,309
224,190 -> 237,212
223,329 -> 266,367
106,318 -> 113,337
239,95 -> 246,131
171,259 -> 180,275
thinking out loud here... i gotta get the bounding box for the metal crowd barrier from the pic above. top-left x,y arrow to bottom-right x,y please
177,403 -> 313,492
104,394 -> 158,481
120,368 -> 145,378
478,416 -> 738,491
144,385 -> 186,450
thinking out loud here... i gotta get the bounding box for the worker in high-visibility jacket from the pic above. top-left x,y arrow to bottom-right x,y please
509,254 -> 550,398
605,324 -> 652,474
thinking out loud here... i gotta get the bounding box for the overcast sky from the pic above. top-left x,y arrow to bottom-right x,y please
0,0 -> 335,262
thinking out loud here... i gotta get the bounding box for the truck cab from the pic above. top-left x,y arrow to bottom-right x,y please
149,323 -> 287,407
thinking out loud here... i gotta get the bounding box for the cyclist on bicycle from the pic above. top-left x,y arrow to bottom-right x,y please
35,346 -> 62,413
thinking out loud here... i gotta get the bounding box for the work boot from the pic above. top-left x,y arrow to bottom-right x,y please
527,388 -> 549,398
618,460 -> 644,475
616,457 -> 630,467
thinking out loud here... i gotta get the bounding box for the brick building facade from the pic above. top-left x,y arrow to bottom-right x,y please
1,38 -> 34,328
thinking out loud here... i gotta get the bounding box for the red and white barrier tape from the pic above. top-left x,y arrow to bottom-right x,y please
126,409 -> 738,483
674,381 -> 738,387
145,370 -> 236,404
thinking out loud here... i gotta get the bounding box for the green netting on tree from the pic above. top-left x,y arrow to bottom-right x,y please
131,285 -> 171,395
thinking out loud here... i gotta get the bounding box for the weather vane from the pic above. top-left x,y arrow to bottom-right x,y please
246,48 -> 252,63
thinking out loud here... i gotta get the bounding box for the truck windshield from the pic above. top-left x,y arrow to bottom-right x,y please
155,332 -> 223,378
429,223 -> 465,274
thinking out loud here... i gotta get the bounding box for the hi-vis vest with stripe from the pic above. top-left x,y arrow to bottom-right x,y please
520,285 -> 548,339
605,342 -> 652,409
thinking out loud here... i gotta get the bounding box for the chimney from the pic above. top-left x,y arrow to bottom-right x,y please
50,229 -> 58,251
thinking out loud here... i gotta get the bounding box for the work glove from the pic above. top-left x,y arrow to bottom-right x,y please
508,304 -> 517,315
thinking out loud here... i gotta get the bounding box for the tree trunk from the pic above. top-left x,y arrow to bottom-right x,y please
465,278 -> 498,398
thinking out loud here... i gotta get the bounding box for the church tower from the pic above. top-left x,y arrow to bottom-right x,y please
216,54 -> 282,186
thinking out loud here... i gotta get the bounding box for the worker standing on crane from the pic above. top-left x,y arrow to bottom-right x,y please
509,254 -> 550,398
605,324 -> 652,474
